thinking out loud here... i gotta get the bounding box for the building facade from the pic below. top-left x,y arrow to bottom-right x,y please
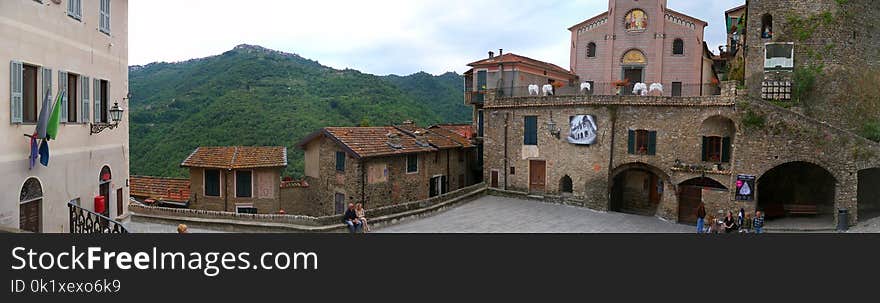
1,0 -> 129,232
296,123 -> 477,216
180,146 -> 287,214
569,0 -> 716,96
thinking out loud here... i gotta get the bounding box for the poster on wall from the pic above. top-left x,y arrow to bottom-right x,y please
568,115 -> 598,145
735,174 -> 756,201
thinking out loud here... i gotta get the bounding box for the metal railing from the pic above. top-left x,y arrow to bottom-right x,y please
494,83 -> 721,98
68,201 -> 128,234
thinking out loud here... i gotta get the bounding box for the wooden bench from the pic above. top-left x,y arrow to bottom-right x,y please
784,204 -> 819,216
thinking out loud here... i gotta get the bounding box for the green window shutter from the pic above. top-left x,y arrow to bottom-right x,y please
648,131 -> 657,155
627,130 -> 635,154
94,79 -> 101,122
722,137 -> 732,163
524,116 -> 538,145
58,71 -> 68,122
335,152 -> 345,171
701,136 -> 709,162
81,76 -> 90,123
10,61 -> 23,124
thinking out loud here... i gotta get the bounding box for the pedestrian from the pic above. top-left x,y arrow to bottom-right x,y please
738,208 -> 745,228
342,203 -> 362,233
696,202 -> 707,234
741,213 -> 753,233
177,224 -> 188,234
355,203 -> 369,233
753,210 -> 765,234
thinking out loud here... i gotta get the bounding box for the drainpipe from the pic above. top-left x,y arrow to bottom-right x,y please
607,108 -> 617,206
360,160 -> 366,207
504,112 -> 510,190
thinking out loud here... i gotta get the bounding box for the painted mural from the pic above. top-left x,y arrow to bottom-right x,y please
625,9 -> 648,32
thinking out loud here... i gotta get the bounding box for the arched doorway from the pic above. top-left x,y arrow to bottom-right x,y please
757,162 -> 835,224
99,166 -> 112,217
621,49 -> 647,95
559,175 -> 573,195
20,178 -> 42,233
858,168 -> 880,221
610,163 -> 666,216
678,177 -> 728,224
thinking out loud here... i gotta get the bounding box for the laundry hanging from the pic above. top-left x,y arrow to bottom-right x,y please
28,134 -> 38,170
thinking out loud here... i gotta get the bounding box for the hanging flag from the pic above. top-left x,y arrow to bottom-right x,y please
28,134 -> 38,170
38,139 -> 49,167
46,90 -> 64,140
35,89 -> 53,139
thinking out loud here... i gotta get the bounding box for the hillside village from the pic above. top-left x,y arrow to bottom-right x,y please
3,0 -> 880,234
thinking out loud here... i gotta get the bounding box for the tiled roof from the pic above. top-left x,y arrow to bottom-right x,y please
467,53 -> 577,77
130,176 -> 191,203
181,146 -> 288,169
394,124 -> 461,149
429,124 -> 475,148
298,127 -> 438,159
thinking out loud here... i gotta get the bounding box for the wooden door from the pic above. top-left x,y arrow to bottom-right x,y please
678,186 -> 702,224
99,182 -> 110,217
116,188 -> 124,217
648,175 -> 660,204
490,170 -> 499,188
19,199 -> 41,233
529,160 -> 546,193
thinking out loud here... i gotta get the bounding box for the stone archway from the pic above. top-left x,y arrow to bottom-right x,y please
678,177 -> 728,224
559,175 -> 573,195
858,168 -> 880,221
609,163 -> 671,217
757,161 -> 836,225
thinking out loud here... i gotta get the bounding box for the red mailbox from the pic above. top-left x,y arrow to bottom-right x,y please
94,195 -> 106,214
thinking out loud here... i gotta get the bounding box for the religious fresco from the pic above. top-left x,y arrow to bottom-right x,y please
625,9 -> 648,32
622,49 -> 647,64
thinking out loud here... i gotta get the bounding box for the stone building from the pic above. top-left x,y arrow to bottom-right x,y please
742,0 -> 880,133
1,0 -> 130,232
180,146 -> 288,214
569,0 -> 717,96
296,123 -> 477,216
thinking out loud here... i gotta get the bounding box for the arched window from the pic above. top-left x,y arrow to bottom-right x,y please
672,39 -> 684,55
560,175 -> 573,194
621,49 -> 647,65
20,178 -> 43,233
761,14 -> 773,39
586,42 -> 597,58
98,166 -> 112,217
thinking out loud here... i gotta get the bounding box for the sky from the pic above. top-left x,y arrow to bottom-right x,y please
129,0 -> 745,76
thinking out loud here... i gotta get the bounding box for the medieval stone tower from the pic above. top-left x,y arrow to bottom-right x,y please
742,0 -> 880,137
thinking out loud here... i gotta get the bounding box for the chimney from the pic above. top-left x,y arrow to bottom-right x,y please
499,49 -> 503,57
488,51 -> 495,59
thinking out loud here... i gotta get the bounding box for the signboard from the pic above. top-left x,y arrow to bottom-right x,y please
568,115 -> 598,145
735,174 -> 756,201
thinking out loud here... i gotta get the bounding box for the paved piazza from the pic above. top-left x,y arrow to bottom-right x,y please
377,196 -> 693,233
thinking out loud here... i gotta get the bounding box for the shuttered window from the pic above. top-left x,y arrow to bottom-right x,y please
672,82 -> 683,97
524,116 -> 538,146
10,61 -> 23,124
99,0 -> 111,34
59,71 -> 68,121
702,136 -> 731,163
66,73 -> 78,123
235,170 -> 252,198
406,154 -> 419,174
93,79 -> 102,122
67,0 -> 82,20
628,130 -> 657,155
81,76 -> 90,122
335,151 -> 346,172
41,67 -> 52,99
204,169 -> 221,197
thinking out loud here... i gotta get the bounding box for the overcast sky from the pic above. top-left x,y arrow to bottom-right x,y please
130,0 -> 744,76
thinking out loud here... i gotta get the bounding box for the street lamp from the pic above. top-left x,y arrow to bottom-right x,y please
90,101 -> 125,135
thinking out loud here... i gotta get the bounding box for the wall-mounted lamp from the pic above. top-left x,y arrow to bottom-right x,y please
90,101 -> 125,135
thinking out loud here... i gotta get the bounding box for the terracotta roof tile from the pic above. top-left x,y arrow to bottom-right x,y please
181,146 -> 287,169
322,127 -> 437,158
429,124 -> 475,148
467,53 -> 577,77
394,124 -> 461,149
130,176 -> 191,203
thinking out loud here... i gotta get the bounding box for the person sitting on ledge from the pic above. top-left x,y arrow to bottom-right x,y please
343,203 -> 363,233
356,203 -> 370,233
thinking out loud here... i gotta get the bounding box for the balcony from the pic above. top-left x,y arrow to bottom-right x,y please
497,82 -> 720,99
465,90 -> 486,105
68,201 -> 129,234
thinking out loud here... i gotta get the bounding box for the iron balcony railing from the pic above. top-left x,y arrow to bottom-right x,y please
68,201 -> 128,234
493,82 -> 721,98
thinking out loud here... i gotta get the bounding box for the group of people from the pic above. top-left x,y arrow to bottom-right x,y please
342,203 -> 370,233
696,203 -> 765,234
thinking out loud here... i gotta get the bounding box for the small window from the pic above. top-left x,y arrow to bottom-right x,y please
22,64 -> 39,123
586,42 -> 597,58
235,170 -> 252,198
510,166 -> 516,175
628,130 -> 657,155
67,0 -> 82,20
407,154 -> 419,174
761,14 -> 773,39
524,116 -> 538,146
205,169 -> 221,197
66,73 -> 79,123
335,151 -> 346,172
334,193 -> 345,215
673,39 -> 684,55
702,136 -> 731,163
672,82 -> 683,97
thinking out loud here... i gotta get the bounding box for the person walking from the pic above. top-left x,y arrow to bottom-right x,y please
753,210 -> 765,234
696,202 -> 707,233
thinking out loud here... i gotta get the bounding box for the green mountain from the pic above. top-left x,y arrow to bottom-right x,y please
129,44 -> 467,178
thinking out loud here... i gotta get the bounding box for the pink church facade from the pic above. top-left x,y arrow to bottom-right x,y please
569,0 -> 717,96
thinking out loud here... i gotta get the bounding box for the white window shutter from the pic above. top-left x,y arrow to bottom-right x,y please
59,70 -> 68,121
94,78 -> 101,122
10,61 -> 23,124
82,76 -> 90,123
77,0 -> 82,19
99,0 -> 111,34
41,67 -> 52,97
